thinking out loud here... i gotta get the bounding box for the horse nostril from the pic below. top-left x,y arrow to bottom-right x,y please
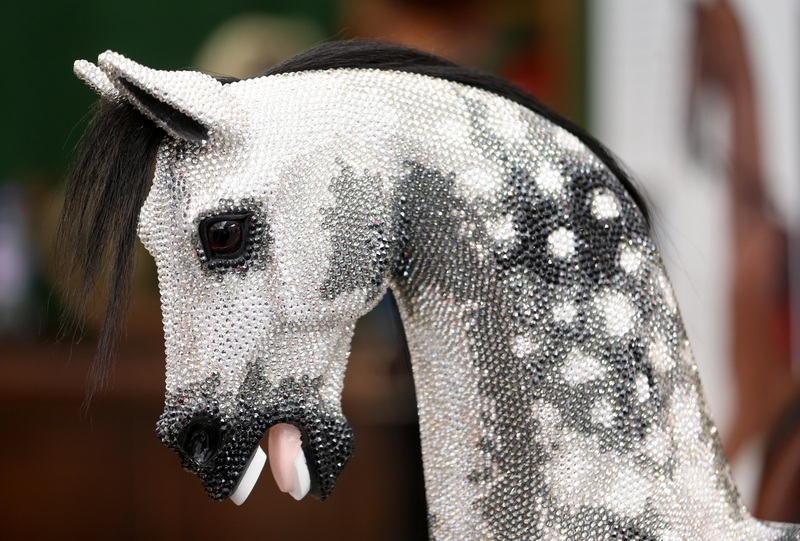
178,417 -> 223,466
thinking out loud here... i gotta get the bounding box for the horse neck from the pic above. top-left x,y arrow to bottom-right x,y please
384,107 -> 792,539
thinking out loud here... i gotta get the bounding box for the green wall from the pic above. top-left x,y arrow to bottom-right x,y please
0,0 -> 334,182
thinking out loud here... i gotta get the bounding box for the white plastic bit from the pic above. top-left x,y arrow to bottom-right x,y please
229,445 -> 266,506
289,448 -> 311,501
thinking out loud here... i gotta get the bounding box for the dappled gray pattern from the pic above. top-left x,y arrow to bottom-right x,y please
320,164 -> 393,302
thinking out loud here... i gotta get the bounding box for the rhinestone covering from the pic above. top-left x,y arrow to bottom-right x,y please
74,51 -> 800,540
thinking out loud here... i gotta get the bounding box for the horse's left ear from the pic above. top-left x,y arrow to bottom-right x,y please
74,51 -> 234,142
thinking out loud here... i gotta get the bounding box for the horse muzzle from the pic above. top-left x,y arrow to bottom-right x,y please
157,372 -> 355,504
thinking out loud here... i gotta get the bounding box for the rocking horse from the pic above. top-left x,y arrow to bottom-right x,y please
58,40 -> 800,540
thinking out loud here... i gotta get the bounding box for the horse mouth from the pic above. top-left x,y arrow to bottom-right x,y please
230,423 -> 312,505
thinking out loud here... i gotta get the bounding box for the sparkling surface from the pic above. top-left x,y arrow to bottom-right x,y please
74,51 -> 800,539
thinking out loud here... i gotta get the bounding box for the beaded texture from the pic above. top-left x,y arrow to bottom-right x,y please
74,51 -> 800,540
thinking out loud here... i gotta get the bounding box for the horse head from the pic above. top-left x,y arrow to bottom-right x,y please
72,51 -> 398,503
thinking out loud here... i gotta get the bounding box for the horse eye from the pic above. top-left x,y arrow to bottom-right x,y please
207,221 -> 242,254
199,213 -> 251,261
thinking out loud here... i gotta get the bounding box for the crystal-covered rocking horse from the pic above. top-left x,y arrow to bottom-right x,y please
59,41 -> 799,540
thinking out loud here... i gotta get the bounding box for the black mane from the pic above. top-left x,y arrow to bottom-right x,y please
59,39 -> 648,403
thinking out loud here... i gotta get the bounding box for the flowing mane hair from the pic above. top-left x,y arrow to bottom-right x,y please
57,39 -> 648,403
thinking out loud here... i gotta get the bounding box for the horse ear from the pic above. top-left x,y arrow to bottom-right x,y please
74,60 -> 120,100
74,51 -> 234,142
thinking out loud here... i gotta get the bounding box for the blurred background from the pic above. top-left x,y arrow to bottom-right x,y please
1,0 -> 799,539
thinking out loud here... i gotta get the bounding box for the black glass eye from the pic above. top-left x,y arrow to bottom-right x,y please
208,221 -> 241,254
199,213 -> 251,262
